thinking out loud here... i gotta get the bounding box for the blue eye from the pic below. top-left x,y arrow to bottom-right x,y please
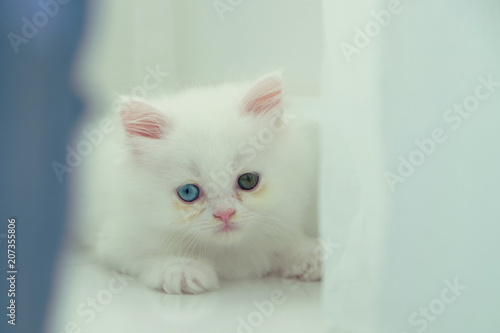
177,184 -> 200,202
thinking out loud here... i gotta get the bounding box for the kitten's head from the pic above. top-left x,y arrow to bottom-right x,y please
118,73 -> 315,246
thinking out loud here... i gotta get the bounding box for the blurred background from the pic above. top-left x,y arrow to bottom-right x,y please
1,0 -> 499,333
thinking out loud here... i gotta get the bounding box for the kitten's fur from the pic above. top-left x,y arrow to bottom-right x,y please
74,73 -> 320,294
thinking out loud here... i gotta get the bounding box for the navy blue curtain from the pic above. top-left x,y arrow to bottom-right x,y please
0,1 -> 87,332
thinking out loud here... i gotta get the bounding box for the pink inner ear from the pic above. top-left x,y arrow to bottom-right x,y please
244,74 -> 282,115
245,90 -> 282,114
121,109 -> 168,139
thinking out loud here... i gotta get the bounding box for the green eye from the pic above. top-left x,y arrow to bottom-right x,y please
237,172 -> 259,190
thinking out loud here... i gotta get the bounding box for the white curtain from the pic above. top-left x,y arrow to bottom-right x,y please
78,0 -> 324,102
321,1 -> 500,332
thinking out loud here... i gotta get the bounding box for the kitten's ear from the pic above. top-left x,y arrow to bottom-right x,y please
119,98 -> 169,139
242,72 -> 283,115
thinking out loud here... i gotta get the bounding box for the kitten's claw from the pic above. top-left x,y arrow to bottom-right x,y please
141,258 -> 219,294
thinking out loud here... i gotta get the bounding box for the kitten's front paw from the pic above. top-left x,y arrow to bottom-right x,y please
142,258 -> 219,294
282,247 -> 322,282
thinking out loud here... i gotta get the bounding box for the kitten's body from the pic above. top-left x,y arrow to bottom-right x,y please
74,73 -> 320,293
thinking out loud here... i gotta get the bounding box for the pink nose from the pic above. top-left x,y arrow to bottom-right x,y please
213,209 -> 235,223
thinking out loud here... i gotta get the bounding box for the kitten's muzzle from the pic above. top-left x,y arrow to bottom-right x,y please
213,209 -> 235,224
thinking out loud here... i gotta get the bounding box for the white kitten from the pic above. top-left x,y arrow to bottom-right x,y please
73,72 -> 320,294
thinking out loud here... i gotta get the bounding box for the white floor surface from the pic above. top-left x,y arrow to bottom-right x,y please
47,249 -> 327,333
